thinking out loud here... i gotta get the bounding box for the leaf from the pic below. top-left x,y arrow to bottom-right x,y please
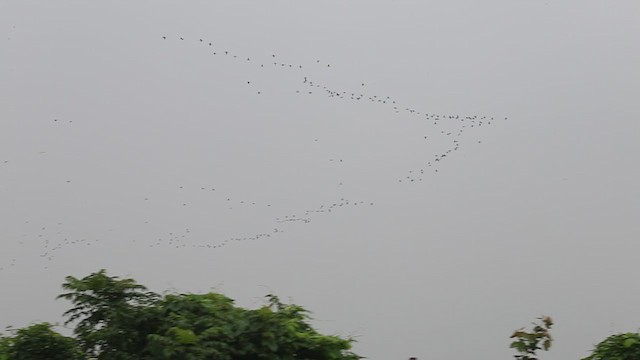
623,338 -> 637,348
170,327 -> 198,345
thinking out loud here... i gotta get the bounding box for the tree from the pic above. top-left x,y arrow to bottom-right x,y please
0,322 -> 84,360
510,316 -> 553,360
57,269 -> 160,359
582,332 -> 640,360
145,293 -> 360,360
56,269 -> 361,360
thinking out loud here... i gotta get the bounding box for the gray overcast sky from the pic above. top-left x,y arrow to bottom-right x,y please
1,1 -> 639,359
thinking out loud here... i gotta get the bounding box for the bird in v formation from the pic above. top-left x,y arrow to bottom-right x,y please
0,34 -> 509,269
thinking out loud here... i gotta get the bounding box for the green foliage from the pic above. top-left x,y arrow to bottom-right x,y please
0,323 -> 84,360
234,294 -> 360,360
56,269 -> 160,359
142,292 -> 361,360
10,271 -> 640,360
0,335 -> 14,360
144,293 -> 242,359
510,316 -> 553,360
56,270 -> 361,360
582,332 -> 640,360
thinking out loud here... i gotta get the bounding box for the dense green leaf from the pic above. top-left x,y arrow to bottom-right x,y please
1,323 -> 85,360
54,270 -> 361,360
583,332 -> 640,360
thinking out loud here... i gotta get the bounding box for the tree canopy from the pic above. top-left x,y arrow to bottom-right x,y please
0,270 -> 361,360
0,322 -> 84,360
582,332 -> 640,360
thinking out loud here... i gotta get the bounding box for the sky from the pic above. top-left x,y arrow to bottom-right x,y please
1,1 -> 639,359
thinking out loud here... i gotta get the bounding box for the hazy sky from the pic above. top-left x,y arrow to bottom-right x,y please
1,1 -> 639,359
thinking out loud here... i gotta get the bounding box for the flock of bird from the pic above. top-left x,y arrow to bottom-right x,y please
0,34 -> 507,271
162,35 -> 505,179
